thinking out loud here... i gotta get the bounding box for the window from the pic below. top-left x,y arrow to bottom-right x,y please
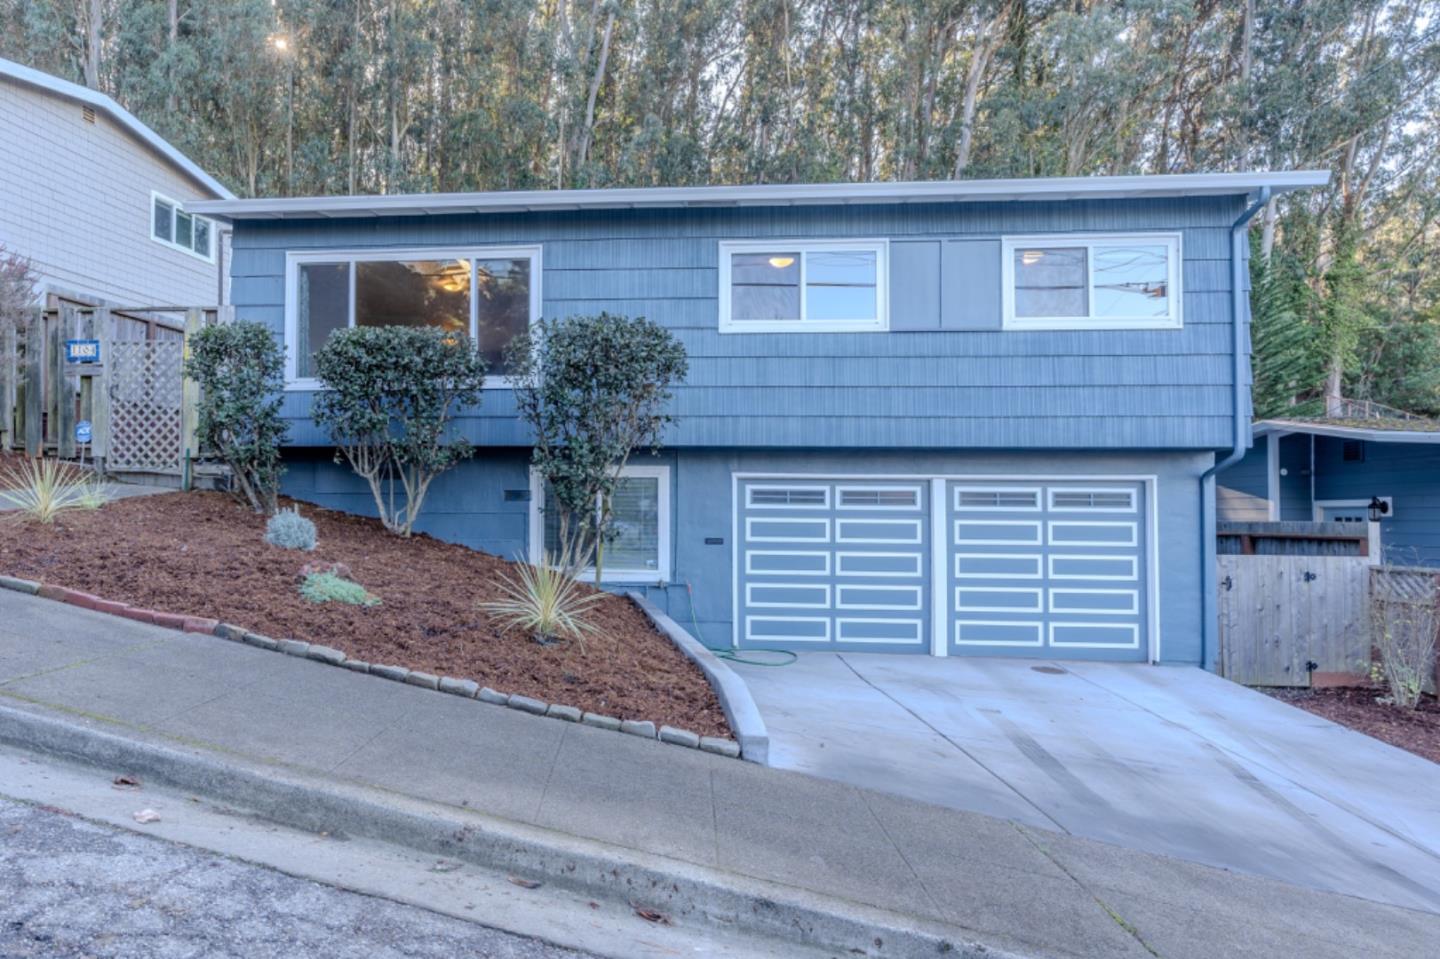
285,246 -> 541,387
530,465 -> 671,583
151,193 -> 215,261
1342,440 -> 1365,463
1001,233 -> 1181,330
719,240 -> 888,333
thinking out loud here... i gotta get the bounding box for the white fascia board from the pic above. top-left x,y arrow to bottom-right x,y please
189,170 -> 1331,222
1254,420 -> 1440,444
0,56 -> 234,200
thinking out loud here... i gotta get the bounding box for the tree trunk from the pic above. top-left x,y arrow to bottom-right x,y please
166,0 -> 178,113
83,0 -> 102,88
575,8 -> 615,175
1260,196 -> 1277,262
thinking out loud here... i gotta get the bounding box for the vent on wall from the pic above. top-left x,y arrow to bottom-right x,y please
81,105 -> 96,124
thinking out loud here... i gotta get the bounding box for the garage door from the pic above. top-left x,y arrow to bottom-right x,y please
736,479 -> 932,652
735,476 -> 1150,660
948,481 -> 1147,661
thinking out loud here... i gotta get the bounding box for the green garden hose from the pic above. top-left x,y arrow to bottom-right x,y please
684,581 -> 796,667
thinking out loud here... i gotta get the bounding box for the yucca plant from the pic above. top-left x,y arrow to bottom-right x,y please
480,549 -> 604,647
0,457 -> 109,523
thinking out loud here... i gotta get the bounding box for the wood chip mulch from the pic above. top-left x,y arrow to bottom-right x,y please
0,490 -> 730,737
1264,686 -> 1440,765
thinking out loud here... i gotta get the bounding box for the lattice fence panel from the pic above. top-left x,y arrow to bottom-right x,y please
108,340 -> 184,473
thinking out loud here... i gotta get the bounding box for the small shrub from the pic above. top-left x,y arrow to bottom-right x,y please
312,326 -> 487,537
299,571 -> 380,607
1369,586 -> 1439,709
185,321 -> 289,513
0,458 -> 109,523
265,506 -> 317,551
480,551 -> 604,647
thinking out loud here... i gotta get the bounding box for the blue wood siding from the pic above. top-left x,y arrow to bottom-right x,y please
282,448 -> 1210,665
1313,437 -> 1440,566
1277,433 -> 1313,521
1217,442 -> 1270,522
230,196 -> 1248,450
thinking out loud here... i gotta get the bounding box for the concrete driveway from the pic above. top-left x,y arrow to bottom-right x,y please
734,654 -> 1440,913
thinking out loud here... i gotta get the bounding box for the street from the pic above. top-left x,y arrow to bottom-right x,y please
0,798 -> 597,959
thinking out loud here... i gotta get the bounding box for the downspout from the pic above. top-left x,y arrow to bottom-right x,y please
1197,186 -> 1270,670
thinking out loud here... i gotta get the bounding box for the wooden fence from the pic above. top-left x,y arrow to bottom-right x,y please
0,305 -> 221,479
1217,523 -> 1374,686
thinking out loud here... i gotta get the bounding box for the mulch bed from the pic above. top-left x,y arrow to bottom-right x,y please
0,490 -> 730,737
1265,686 -> 1440,764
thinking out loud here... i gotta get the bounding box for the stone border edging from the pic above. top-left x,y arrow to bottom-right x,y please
627,592 -> 769,765
0,575 -> 741,760
0,701 -> 1010,959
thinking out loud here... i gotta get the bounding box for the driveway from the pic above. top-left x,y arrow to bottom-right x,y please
733,653 -> 1440,913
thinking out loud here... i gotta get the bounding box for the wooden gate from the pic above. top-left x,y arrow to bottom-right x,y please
1218,553 -> 1371,686
107,339 -> 185,472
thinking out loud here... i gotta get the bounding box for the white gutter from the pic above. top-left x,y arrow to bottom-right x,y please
189,170 -> 1331,221
1253,420 -> 1440,444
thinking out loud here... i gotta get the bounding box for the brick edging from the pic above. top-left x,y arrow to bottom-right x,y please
0,574 -> 741,759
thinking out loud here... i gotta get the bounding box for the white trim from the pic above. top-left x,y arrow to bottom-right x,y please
929,478 -> 947,657
1048,622 -> 1141,649
836,618 -> 926,646
835,484 -> 923,511
150,191 -> 216,263
745,484 -> 831,509
954,620 -> 1045,648
744,616 -> 831,643
954,586 -> 1044,613
718,239 -> 889,334
1046,520 -> 1138,548
745,516 -> 830,543
952,485 -> 1043,512
1047,588 -> 1140,615
835,552 -> 924,577
283,245 -> 543,390
1045,486 -> 1137,513
953,519 -> 1044,546
527,463 -> 671,584
955,553 -> 1044,579
744,550 -> 832,576
1047,554 -> 1138,581
836,584 -> 924,611
190,170 -> 1330,221
746,583 -> 830,609
835,518 -> 923,544
1000,232 -> 1182,331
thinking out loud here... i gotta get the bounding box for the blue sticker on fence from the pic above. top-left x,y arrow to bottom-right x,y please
75,420 -> 92,444
65,339 -> 101,364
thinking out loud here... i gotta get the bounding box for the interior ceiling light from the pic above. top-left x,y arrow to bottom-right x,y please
768,256 -> 795,269
1021,250 -> 1044,266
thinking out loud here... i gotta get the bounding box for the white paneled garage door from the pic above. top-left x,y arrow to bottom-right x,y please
735,475 -> 1153,661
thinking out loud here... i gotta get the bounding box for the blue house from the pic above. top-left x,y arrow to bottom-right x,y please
1218,409 -> 1440,565
191,170 -> 1327,669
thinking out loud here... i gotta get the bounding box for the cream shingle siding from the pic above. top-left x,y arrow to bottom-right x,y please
0,76 -> 222,307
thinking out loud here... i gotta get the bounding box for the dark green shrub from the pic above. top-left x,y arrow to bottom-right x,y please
505,313 -> 686,580
185,321 -> 289,513
312,326 -> 487,536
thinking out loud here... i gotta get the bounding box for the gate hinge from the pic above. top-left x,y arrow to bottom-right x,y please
1221,575 -> 1233,592
1303,570 -> 1317,583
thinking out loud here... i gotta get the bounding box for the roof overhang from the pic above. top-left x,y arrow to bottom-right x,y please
0,56 -> 234,200
188,170 -> 1330,223
1254,419 -> 1440,444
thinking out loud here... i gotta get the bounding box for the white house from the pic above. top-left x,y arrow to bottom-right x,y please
0,57 -> 234,310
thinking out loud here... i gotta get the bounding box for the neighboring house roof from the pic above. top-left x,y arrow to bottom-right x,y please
0,56 -> 234,200
1254,418 -> 1440,445
189,169 -> 1329,222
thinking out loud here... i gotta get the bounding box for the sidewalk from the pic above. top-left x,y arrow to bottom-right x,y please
1,589 -> 1436,959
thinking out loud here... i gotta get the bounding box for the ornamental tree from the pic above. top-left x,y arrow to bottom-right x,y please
312,326 -> 487,536
185,321 -> 290,513
506,313 -> 687,581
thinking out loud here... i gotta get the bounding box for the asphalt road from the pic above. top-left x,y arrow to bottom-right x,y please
0,798 -> 599,959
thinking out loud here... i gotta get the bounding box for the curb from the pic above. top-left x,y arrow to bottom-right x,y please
628,592 -> 769,765
0,701 -> 1013,959
0,576 -> 739,759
